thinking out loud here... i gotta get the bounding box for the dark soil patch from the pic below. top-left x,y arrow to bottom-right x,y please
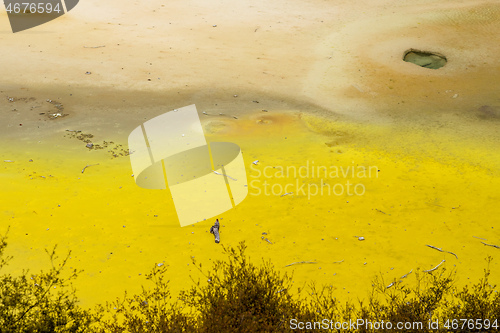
477,105 -> 500,120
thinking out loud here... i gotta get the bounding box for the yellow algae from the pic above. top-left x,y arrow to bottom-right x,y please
1,110 -> 498,308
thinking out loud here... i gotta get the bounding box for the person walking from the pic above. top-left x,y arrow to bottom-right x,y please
210,219 -> 220,243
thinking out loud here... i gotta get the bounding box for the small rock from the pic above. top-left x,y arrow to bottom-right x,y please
86,143 -> 94,148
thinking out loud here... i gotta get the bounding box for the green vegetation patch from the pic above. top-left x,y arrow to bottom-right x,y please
403,49 -> 447,69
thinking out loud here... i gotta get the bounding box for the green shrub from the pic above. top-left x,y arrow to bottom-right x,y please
0,229 -> 96,333
442,257 -> 500,332
95,263 -> 193,333
97,243 -> 499,333
178,242 -> 312,332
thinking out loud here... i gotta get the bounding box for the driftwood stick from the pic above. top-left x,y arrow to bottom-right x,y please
445,250 -> 458,259
375,208 -> 391,215
481,242 -> 500,249
426,244 -> 443,252
387,269 -> 413,289
81,164 -> 99,174
400,269 -> 413,279
285,261 -> 317,267
423,260 -> 445,273
426,244 -> 458,259
261,236 -> 272,244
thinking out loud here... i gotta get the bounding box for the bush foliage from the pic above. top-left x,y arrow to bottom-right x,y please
1,229 -> 499,332
0,229 -> 96,333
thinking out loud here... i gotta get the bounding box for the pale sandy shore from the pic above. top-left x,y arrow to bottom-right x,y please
1,0 -> 499,307
1,0 -> 499,123
0,0 -> 499,153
